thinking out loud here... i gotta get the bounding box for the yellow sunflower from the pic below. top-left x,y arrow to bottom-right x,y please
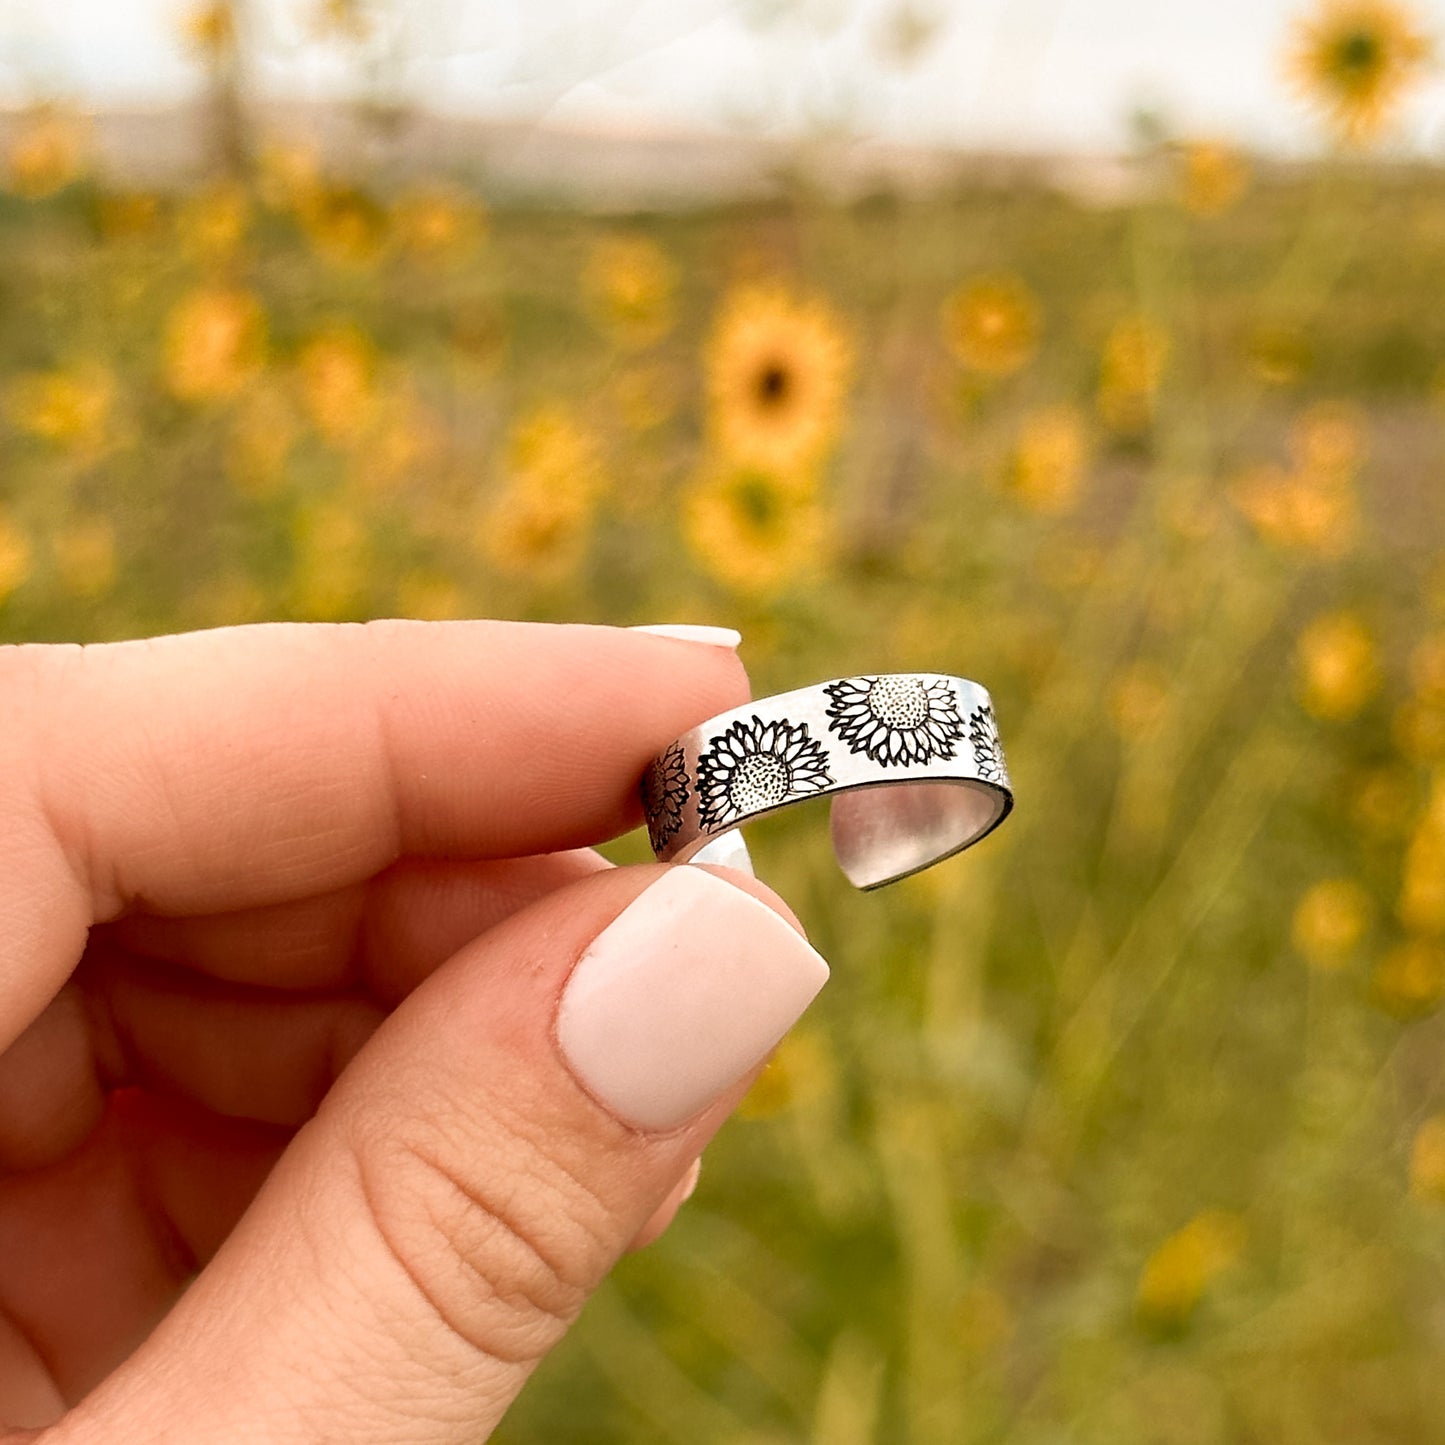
162,287 -> 266,402
1410,1116 -> 1445,1200
583,234 -> 677,349
940,274 -> 1041,377
1096,315 -> 1169,432
8,363 -> 115,455
705,284 -> 853,473
297,324 -> 377,445
1177,141 -> 1250,217
0,512 -> 33,604
5,109 -> 86,199
1135,1212 -> 1246,1333
393,184 -> 486,266
1286,0 -> 1434,146
181,1 -> 238,62
681,461 -> 827,598
1295,610 -> 1380,720
1009,404 -> 1090,514
1291,877 -> 1373,969
482,405 -> 604,585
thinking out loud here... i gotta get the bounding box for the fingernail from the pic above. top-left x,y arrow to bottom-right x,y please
678,1156 -> 702,1203
556,868 -> 829,1131
630,624 -> 742,649
687,829 -> 755,877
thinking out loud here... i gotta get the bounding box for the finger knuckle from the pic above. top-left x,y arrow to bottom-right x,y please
348,1104 -> 610,1369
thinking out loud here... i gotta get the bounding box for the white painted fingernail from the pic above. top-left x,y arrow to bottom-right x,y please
630,624 -> 742,649
678,1156 -> 702,1203
556,868 -> 828,1132
687,829 -> 755,877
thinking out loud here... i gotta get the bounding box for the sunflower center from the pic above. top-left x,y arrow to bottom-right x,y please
729,751 -> 791,811
733,472 -> 782,531
1335,28 -> 1382,74
867,676 -> 929,730
755,361 -> 792,409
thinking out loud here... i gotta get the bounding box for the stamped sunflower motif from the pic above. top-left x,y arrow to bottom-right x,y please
697,715 -> 832,830
641,741 -> 690,853
968,704 -> 1009,787
823,675 -> 965,767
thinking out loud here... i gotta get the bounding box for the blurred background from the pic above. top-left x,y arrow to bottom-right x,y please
6,0 -> 1445,1439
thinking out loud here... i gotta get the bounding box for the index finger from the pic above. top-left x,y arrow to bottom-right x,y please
0,621 -> 747,1045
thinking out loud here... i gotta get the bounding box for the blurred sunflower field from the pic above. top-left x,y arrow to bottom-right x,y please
8,0 -> 1445,1439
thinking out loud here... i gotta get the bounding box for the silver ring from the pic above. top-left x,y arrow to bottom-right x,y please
641,673 -> 1013,890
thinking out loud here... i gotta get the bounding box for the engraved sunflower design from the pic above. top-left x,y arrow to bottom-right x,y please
697,715 -> 832,830
968,704 -> 1010,786
823,675 -> 965,767
641,741 -> 690,853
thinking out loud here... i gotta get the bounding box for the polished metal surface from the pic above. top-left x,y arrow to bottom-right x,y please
642,673 -> 1012,890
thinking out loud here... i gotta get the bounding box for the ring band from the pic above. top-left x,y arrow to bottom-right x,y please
641,673 -> 1013,890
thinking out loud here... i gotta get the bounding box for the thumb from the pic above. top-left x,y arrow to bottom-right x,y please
55,864 -> 828,1445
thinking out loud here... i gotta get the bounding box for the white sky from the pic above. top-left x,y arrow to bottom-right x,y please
5,0 -> 1445,154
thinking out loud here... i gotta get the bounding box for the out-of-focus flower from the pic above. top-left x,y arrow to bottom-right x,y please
178,182 -> 250,264
1286,0 -> 1434,147
1177,141 -> 1251,217
226,384 -> 298,496
297,324 -> 377,445
5,109 -> 86,199
1292,400 -> 1367,476
1351,765 -> 1417,838
1010,404 -> 1090,513
298,182 -> 390,268
353,393 -> 443,493
163,287 -> 265,402
0,512 -> 33,604
181,0 -> 239,62
1292,877 -> 1373,969
7,364 -> 115,455
941,274 -> 1041,377
52,517 -> 117,599
1410,1115 -> 1445,1200
482,405 -> 604,584
1399,774 -> 1445,936
1372,938 -> 1445,1017
312,0 -> 373,41
737,1026 -> 835,1119
1108,663 -> 1171,741
1136,1211 -> 1246,1332
1395,638 -> 1445,762
1227,462 -> 1357,555
682,461 -> 827,597
255,139 -> 321,212
1295,611 -> 1380,720
291,500 -> 369,619
1395,698 -> 1445,762
1097,316 -> 1169,432
583,235 -> 677,349
393,184 -> 486,265
706,284 -> 853,472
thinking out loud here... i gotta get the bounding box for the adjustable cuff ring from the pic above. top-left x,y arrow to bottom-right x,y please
640,673 -> 1013,890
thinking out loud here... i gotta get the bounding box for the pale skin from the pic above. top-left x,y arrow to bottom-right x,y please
0,619 -> 796,1444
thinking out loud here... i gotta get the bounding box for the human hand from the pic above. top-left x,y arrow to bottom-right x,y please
0,620 -> 829,1444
